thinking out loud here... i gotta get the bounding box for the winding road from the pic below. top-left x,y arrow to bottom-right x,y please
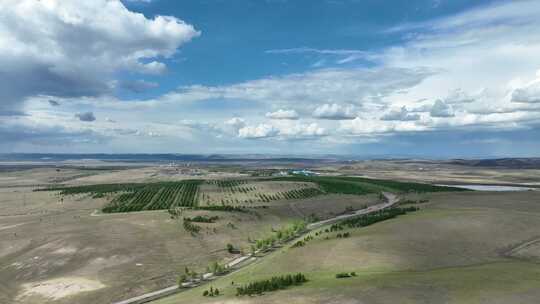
112,192 -> 400,304
307,192 -> 398,230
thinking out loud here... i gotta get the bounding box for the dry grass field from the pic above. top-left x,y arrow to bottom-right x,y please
0,168 -> 109,188
0,168 -> 381,304
65,167 -> 248,186
0,186 -> 296,304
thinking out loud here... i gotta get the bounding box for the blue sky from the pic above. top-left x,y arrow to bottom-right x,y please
122,0 -> 492,94
1,0 -> 540,157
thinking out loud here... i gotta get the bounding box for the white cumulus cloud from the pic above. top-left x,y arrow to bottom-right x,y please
312,104 -> 356,120
238,124 -> 279,139
280,123 -> 326,138
381,106 -> 420,121
512,82 -> 540,103
266,109 -> 299,120
430,100 -> 455,118
0,0 -> 199,112
225,117 -> 246,129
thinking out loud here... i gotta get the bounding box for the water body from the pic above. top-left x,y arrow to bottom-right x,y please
438,184 -> 535,191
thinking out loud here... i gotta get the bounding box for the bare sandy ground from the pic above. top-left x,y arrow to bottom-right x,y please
17,277 -> 105,302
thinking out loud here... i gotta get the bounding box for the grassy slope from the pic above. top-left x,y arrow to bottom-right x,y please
155,191 -> 540,304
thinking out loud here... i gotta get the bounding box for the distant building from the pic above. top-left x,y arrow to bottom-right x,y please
291,169 -> 319,176
272,171 -> 289,177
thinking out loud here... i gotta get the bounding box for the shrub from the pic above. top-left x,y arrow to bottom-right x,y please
203,286 -> 220,297
208,261 -> 228,275
183,220 -> 201,234
226,243 -> 239,254
292,240 -> 305,248
178,274 -> 188,284
253,221 -> 307,251
184,215 -> 218,223
335,272 -> 356,278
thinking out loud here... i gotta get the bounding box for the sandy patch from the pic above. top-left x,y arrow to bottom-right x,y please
17,277 -> 105,300
53,246 -> 78,255
88,255 -> 131,267
0,222 -> 26,231
76,255 -> 133,274
0,239 -> 31,258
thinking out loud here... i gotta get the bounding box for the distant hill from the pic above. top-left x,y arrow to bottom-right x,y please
0,153 -> 329,164
449,158 -> 540,169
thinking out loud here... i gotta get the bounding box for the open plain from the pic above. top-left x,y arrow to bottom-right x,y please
1,159 -> 539,304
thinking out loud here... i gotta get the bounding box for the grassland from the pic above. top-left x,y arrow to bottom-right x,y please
155,190 -> 540,304
4,164 -> 536,304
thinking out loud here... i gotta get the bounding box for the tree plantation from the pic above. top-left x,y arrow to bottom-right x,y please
37,177 -> 461,214
235,273 -> 308,296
